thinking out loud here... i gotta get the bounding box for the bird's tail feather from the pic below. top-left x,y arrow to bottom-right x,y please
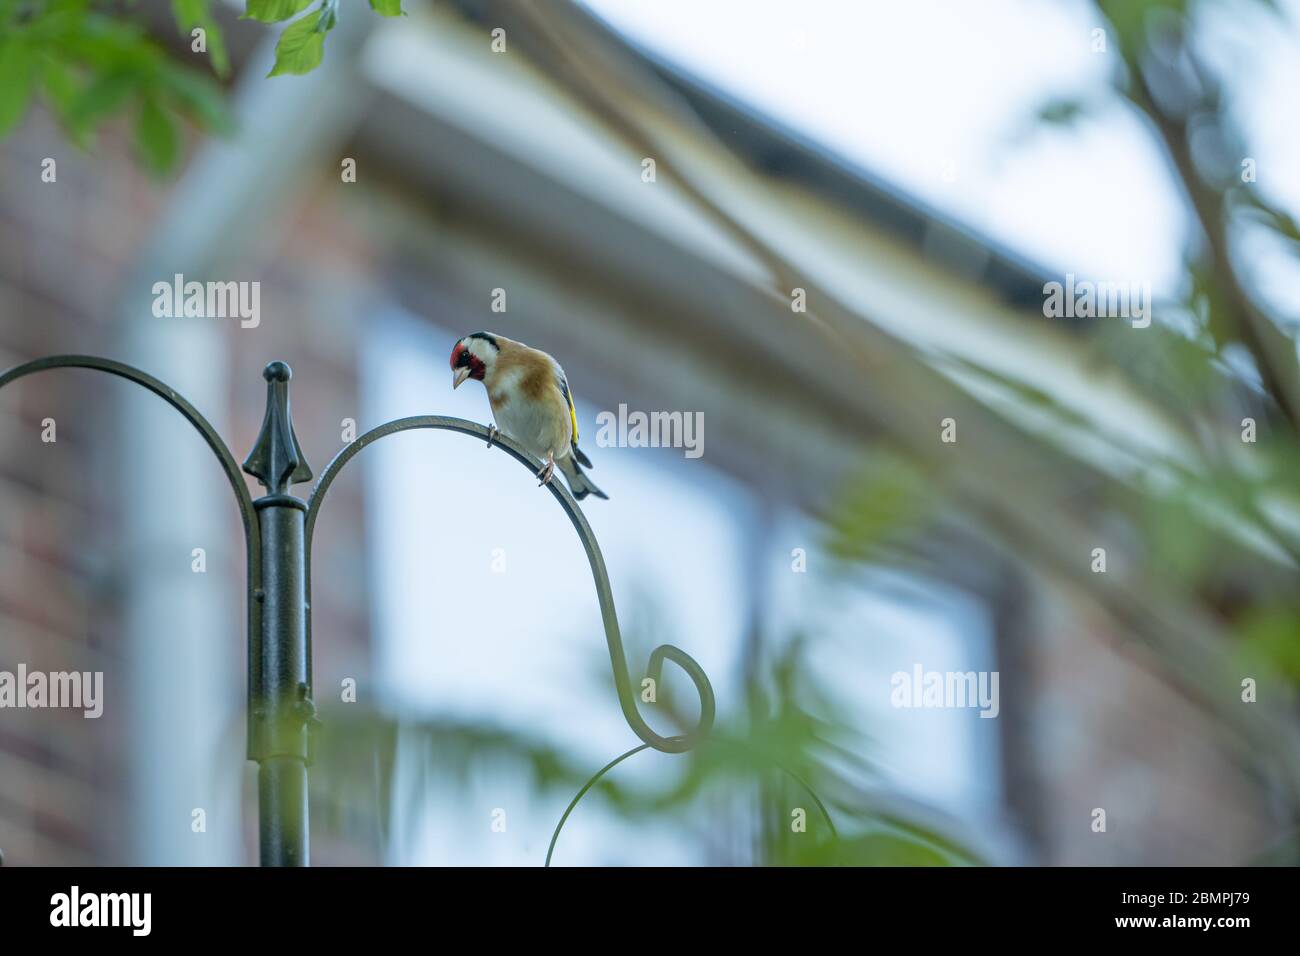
562,457 -> 608,501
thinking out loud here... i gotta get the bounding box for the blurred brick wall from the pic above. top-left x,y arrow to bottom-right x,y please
0,108 -> 380,865
0,111 -> 153,865
1022,588 -> 1274,865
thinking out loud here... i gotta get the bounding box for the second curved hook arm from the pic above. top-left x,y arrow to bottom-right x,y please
303,416 -> 716,754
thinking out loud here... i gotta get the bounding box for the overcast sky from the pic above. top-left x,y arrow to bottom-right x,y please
583,0 -> 1300,313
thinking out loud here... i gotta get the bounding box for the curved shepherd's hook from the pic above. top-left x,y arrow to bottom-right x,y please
305,416 -> 716,754
0,355 -> 263,756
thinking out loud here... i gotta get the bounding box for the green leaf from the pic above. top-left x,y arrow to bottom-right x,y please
161,63 -> 234,134
244,0 -> 315,23
790,830 -> 968,867
826,455 -> 932,564
368,0 -> 405,15
65,70 -> 141,140
0,40 -> 37,137
1097,0 -> 1189,57
1035,97 -> 1089,127
172,0 -> 231,77
268,7 -> 329,77
1143,490 -> 1217,586
40,56 -> 78,122
136,97 -> 179,174
1236,607 -> 1300,684
1236,190 -> 1300,254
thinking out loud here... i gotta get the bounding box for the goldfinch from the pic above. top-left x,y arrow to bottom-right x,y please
451,331 -> 608,501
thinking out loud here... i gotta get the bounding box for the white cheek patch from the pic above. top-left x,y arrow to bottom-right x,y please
468,338 -> 499,369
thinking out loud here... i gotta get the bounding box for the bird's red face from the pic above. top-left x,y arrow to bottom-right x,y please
451,339 -> 487,389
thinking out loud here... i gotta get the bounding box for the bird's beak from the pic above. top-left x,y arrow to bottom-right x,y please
453,366 -> 470,390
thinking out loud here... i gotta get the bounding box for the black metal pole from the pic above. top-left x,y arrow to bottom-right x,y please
243,361 -> 316,866
254,496 -> 310,865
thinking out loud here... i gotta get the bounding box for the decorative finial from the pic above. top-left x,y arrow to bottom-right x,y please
242,361 -> 313,495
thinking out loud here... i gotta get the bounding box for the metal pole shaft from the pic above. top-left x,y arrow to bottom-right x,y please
242,361 -> 317,867
255,498 -> 310,866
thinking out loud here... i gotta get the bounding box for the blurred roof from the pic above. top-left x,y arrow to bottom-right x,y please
575,2 -> 1057,314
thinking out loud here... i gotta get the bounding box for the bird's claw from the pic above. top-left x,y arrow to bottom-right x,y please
536,459 -> 555,486
485,424 -> 499,449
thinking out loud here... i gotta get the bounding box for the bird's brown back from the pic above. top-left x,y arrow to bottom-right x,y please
492,337 -> 558,402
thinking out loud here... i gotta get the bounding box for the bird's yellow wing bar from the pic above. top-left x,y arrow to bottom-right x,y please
558,369 -> 579,446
